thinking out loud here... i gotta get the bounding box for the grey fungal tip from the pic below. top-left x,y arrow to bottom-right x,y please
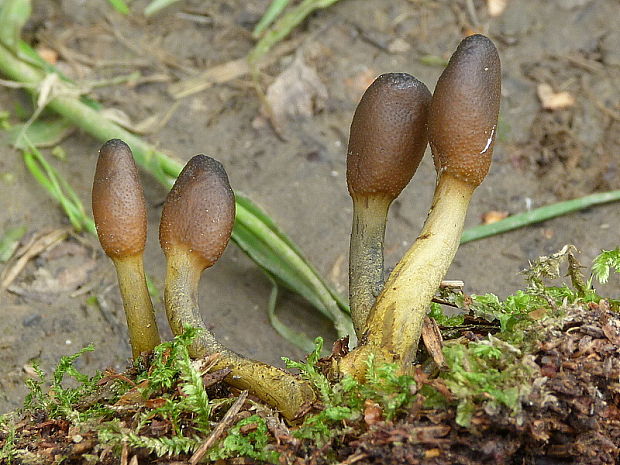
100,138 -> 130,153
375,73 -> 426,91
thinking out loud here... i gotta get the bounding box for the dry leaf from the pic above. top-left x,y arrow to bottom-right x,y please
363,399 -> 383,425
263,54 -> 328,128
487,0 -> 508,17
481,210 -> 509,224
537,83 -> 575,110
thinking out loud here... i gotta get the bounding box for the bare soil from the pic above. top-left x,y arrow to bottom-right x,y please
0,0 -> 619,418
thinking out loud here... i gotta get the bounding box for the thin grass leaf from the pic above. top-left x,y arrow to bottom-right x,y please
144,0 -> 182,17
0,0 -> 31,50
461,190 -> 620,244
231,216 -> 326,317
248,0 -> 342,64
7,117 -> 73,149
266,275 -> 318,353
22,144 -> 96,234
252,0 -> 290,38
0,225 -> 27,263
236,194 -> 349,312
235,201 -> 355,340
106,0 -> 130,15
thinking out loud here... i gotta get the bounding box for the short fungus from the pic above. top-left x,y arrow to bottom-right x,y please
159,154 -> 314,420
347,73 -> 431,338
92,139 -> 161,358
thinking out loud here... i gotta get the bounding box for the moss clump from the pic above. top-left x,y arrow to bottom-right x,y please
1,248 -> 619,464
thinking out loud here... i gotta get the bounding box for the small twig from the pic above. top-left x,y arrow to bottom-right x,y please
431,297 -> 459,308
461,190 -> 620,244
337,453 -> 369,465
189,391 -> 248,464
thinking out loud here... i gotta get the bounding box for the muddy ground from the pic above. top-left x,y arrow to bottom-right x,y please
0,0 -> 618,413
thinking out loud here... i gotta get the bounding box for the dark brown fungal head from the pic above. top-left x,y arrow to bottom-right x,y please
92,139 -> 147,259
347,73 -> 432,201
159,155 -> 235,270
428,34 -> 501,187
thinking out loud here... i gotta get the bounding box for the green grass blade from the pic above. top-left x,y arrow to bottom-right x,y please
236,194 -> 349,312
106,0 -> 130,15
461,190 -> 620,244
0,0 -> 31,51
235,202 -> 354,340
249,0 -> 342,64
7,117 -> 74,149
265,275 -> 318,353
0,225 -> 27,262
252,0 -> 290,38
22,145 -> 96,234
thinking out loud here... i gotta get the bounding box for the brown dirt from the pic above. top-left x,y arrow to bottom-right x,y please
1,0 -> 619,421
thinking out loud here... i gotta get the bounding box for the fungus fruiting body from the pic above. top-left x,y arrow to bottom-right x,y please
159,155 -> 314,420
92,139 -> 161,358
342,34 -> 501,376
347,73 -> 431,338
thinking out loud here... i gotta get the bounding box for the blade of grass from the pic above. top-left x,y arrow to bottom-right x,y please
248,0 -> 342,64
21,143 -> 96,234
236,195 -> 349,313
265,275 -> 318,353
7,117 -> 73,148
0,0 -> 31,51
252,0 -> 291,39
235,201 -> 355,340
106,0 -> 130,15
461,190 -> 620,244
0,225 -> 27,263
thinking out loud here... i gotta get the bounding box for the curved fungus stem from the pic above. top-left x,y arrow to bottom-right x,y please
341,34 -> 501,378
160,155 -> 315,420
92,139 -> 160,358
347,73 -> 431,338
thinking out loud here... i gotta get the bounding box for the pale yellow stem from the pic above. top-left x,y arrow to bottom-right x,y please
113,255 -> 161,358
164,248 -> 315,420
341,174 -> 474,377
349,195 -> 391,338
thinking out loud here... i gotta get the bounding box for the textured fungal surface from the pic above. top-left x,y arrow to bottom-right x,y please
428,34 -> 501,186
347,72 -> 431,200
92,139 -> 147,259
159,155 -> 235,269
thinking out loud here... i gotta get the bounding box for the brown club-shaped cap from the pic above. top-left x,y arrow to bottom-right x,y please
159,155 -> 235,270
347,73 -> 431,200
428,34 -> 501,187
92,139 -> 147,259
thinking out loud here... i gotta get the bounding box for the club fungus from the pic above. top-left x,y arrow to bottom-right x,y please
341,34 -> 501,376
347,73 -> 431,338
159,155 -> 314,420
92,139 -> 161,358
